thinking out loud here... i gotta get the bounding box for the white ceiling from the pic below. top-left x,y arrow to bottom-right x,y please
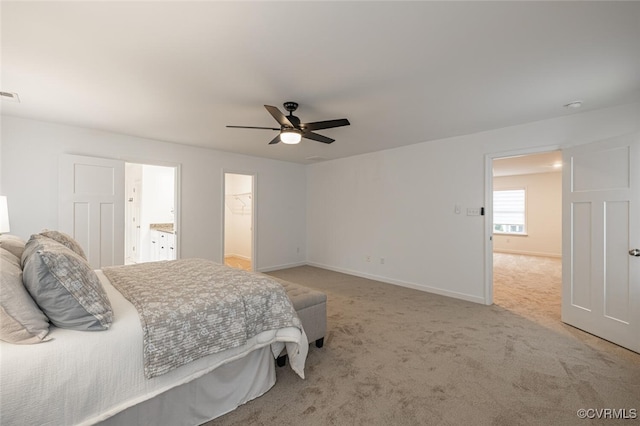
492,150 -> 562,177
1,1 -> 639,164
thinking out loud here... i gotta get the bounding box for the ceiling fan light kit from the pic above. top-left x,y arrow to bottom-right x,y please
280,129 -> 302,144
227,102 -> 350,145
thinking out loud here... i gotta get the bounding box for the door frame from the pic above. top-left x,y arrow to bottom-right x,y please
483,144 -> 561,305
221,170 -> 257,271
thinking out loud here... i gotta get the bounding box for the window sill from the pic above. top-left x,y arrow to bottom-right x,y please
493,232 -> 528,237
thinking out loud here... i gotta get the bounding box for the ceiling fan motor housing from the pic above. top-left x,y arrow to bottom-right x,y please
283,101 -> 299,113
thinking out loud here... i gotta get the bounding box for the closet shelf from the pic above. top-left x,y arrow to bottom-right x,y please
225,192 -> 252,215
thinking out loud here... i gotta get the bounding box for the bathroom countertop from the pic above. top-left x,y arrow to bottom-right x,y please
149,223 -> 175,234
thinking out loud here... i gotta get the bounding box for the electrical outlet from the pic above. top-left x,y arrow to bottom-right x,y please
467,207 -> 481,216
380,258 -> 385,264
365,255 -> 371,262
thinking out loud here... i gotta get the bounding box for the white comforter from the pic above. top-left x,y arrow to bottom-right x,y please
0,271 -> 307,425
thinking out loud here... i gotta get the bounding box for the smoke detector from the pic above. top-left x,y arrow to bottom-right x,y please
0,91 -> 20,103
563,101 -> 582,109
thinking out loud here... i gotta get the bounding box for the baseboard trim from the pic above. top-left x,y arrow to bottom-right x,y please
306,262 -> 485,305
493,249 -> 561,258
258,261 -> 307,273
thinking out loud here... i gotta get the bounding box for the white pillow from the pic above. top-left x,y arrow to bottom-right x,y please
0,234 -> 27,260
0,248 -> 51,344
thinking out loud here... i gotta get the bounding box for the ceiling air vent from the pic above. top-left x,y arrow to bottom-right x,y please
0,91 -> 20,102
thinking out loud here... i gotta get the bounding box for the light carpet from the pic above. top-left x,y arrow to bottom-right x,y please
206,254 -> 639,425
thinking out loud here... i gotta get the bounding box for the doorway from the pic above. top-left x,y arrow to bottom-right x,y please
484,148 -> 562,305
488,150 -> 563,323
223,172 -> 255,271
125,163 -> 178,264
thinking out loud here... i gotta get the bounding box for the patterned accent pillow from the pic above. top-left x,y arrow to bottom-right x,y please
22,235 -> 112,331
0,234 -> 27,260
39,230 -> 87,260
0,248 -> 51,344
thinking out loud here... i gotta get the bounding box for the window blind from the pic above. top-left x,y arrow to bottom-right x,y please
493,189 -> 525,228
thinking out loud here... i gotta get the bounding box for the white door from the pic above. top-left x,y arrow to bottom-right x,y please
124,164 -> 142,265
59,154 -> 125,269
562,133 -> 639,353
124,181 -> 141,264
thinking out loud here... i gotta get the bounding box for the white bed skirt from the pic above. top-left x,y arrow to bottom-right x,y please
0,271 -> 305,426
99,345 -> 276,426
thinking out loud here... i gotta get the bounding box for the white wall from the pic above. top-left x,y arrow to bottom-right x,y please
493,172 -> 562,257
2,102 -> 639,303
307,102 -> 640,303
0,116 -> 307,271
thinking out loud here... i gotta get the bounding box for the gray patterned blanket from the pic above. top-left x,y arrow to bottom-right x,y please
103,259 -> 302,378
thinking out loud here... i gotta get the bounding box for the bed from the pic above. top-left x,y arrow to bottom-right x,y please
0,232 -> 308,426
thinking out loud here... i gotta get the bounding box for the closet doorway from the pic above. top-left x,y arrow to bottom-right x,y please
223,172 -> 255,271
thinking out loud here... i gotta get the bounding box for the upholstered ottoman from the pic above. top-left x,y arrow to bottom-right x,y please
270,277 -> 327,365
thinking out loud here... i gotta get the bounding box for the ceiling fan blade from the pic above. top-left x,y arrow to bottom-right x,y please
303,132 -> 335,144
302,118 -> 350,131
264,105 -> 294,127
226,125 -> 280,130
268,135 -> 281,145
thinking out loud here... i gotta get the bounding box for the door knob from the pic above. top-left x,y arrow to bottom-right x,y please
630,249 -> 640,257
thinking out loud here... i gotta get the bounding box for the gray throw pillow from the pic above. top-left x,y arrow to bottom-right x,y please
39,230 -> 87,260
0,234 -> 27,260
0,249 -> 51,344
22,235 -> 113,331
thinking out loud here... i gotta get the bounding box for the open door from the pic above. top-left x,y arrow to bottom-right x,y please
59,154 -> 125,268
562,133 -> 639,353
124,163 -> 142,265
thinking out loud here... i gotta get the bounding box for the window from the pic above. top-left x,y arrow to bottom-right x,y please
493,188 -> 526,234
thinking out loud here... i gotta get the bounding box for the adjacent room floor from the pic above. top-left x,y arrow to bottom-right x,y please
492,252 -> 562,327
224,255 -> 251,271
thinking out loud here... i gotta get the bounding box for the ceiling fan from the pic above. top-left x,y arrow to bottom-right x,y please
226,102 -> 350,145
